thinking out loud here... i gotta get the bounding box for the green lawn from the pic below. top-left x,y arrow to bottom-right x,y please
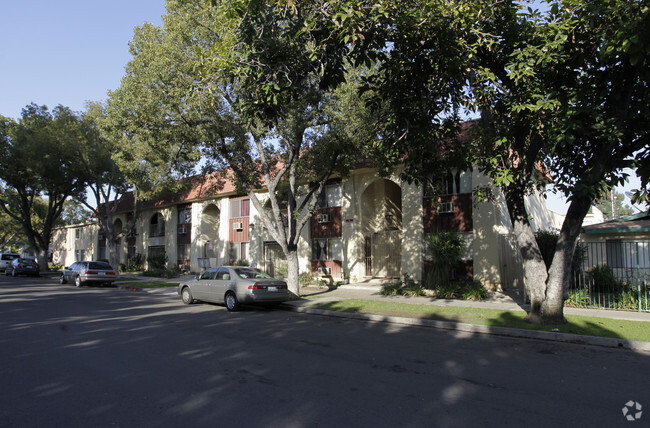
118,281 -> 178,289
307,299 -> 650,342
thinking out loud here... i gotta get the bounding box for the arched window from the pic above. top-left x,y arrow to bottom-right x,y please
150,213 -> 165,237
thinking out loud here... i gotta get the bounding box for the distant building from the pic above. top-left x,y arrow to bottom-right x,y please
580,211 -> 650,280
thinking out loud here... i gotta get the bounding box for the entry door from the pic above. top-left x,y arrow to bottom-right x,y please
264,242 -> 285,278
372,230 -> 401,278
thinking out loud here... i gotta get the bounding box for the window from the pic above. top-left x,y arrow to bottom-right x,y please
312,238 -> 342,261
230,198 -> 250,218
177,244 -> 190,261
215,267 -> 231,280
606,240 -> 624,268
318,184 -> 342,208
127,245 -> 137,261
200,270 -> 216,280
148,246 -> 166,262
75,229 -> 81,240
150,213 -> 165,237
178,205 -> 192,224
426,170 -> 472,196
230,242 -> 248,261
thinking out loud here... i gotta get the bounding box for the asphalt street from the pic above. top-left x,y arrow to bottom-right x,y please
1,275 -> 648,427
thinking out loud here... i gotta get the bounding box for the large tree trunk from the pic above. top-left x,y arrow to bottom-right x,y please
543,194 -> 593,319
286,249 -> 300,299
504,185 -> 556,324
36,248 -> 49,273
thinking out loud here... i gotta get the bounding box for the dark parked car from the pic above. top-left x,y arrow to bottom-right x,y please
5,257 -> 40,277
60,261 -> 118,287
178,266 -> 290,311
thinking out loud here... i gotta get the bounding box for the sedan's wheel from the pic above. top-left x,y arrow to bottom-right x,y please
181,287 -> 194,305
75,276 -> 83,287
59,274 -> 66,285
225,292 -> 240,312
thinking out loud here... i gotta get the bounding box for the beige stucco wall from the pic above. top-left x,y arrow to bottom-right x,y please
471,170 -> 507,289
51,223 -> 98,267
401,179 -> 424,281
342,169 -> 410,281
51,166 -> 555,289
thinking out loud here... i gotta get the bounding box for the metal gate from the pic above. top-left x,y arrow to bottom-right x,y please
371,230 -> 401,278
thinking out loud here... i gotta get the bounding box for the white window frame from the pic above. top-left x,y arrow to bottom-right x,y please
230,198 -> 250,218
318,184 -> 342,208
312,238 -> 342,261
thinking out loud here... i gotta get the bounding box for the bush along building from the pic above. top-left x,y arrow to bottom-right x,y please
51,165 -> 556,292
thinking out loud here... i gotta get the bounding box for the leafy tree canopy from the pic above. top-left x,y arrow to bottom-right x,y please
105,0 -> 381,293
324,0 -> 649,324
0,104 -> 93,268
595,191 -> 636,220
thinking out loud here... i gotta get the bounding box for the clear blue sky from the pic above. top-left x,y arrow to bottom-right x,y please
0,0 -> 165,120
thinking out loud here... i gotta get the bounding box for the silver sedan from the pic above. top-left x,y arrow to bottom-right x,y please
178,266 -> 290,311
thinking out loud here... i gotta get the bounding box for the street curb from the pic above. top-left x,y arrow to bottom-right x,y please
118,285 -> 649,352
285,305 -> 650,352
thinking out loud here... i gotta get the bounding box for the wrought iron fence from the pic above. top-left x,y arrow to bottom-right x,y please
566,240 -> 649,312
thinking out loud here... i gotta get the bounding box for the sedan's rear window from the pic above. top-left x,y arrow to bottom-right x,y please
2,254 -> 18,261
235,268 -> 272,279
88,262 -> 113,270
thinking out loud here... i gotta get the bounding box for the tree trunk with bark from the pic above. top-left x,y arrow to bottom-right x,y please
286,249 -> 300,298
543,193 -> 594,321
504,185 -> 555,324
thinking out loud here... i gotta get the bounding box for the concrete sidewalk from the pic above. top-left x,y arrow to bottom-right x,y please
116,277 -> 650,351
296,283 -> 650,322
289,283 -> 650,351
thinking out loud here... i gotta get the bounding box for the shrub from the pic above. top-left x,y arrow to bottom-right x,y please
426,231 -> 463,289
380,282 -> 403,296
589,265 -> 624,293
403,283 -> 426,297
143,268 -> 178,278
125,253 -> 144,272
616,289 -> 639,310
459,280 -> 489,301
566,289 -> 591,307
317,279 -> 329,288
147,253 -> 168,270
435,282 -> 461,299
299,271 -> 313,286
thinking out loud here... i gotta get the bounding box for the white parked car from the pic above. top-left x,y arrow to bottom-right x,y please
0,253 -> 20,273
178,266 -> 290,311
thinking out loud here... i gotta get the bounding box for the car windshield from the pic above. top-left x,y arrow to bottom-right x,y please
88,262 -> 113,270
235,268 -> 273,279
18,258 -> 36,264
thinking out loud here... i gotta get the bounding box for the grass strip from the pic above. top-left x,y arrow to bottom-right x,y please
308,299 -> 649,342
118,281 -> 177,289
